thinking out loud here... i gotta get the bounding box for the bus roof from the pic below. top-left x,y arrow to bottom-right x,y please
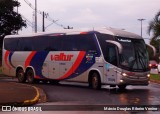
4,27 -> 142,39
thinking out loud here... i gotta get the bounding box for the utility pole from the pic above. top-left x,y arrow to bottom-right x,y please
42,12 -> 45,32
35,0 -> 37,33
137,18 -> 146,37
42,12 -> 48,32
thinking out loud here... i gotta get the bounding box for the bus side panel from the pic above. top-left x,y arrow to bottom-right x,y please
9,51 -> 31,76
2,50 -> 10,76
104,62 -> 117,85
47,51 -> 86,80
2,50 -> 27,76
44,51 -> 99,81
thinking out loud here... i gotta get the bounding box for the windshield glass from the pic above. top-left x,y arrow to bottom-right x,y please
117,37 -> 149,72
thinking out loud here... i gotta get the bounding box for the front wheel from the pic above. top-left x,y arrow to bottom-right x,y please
26,69 -> 35,84
89,72 -> 101,90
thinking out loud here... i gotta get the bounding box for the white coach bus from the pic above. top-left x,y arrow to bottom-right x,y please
2,28 -> 154,89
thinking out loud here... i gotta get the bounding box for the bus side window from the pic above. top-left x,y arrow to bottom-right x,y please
18,38 -> 33,51
106,46 -> 117,66
4,38 -> 19,51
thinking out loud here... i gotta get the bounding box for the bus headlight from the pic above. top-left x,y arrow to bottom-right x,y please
122,73 -> 127,77
147,74 -> 150,78
120,79 -> 124,83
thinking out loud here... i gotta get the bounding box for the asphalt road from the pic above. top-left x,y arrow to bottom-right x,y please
0,77 -> 160,114
34,81 -> 160,114
33,81 -> 160,105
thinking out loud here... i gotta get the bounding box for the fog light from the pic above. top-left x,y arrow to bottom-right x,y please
122,73 -> 127,77
120,80 -> 124,83
147,74 -> 150,78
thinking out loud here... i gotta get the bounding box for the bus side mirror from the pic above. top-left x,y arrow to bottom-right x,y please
106,40 -> 123,54
146,44 -> 156,57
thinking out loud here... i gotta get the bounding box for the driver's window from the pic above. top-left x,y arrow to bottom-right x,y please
106,45 -> 117,66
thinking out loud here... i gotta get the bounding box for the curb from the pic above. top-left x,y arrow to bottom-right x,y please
22,86 -> 40,106
150,80 -> 160,84
0,84 -> 40,107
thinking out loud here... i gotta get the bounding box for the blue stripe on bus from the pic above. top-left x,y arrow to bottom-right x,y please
65,52 -> 95,79
9,51 -> 16,68
30,51 -> 49,78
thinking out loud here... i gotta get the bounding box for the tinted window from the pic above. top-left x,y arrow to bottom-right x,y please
33,36 -> 50,51
4,34 -> 98,52
4,38 -> 19,51
73,34 -> 97,52
49,34 -> 98,52
17,38 -> 33,51
106,45 -> 117,66
48,37 -> 62,51
96,33 -> 114,56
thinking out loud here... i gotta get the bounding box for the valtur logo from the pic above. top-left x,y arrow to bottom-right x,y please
51,53 -> 73,61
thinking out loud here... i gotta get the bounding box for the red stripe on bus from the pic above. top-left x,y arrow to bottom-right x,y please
25,51 -> 37,68
4,51 -> 11,69
80,32 -> 88,34
57,51 -> 86,80
35,75 -> 44,79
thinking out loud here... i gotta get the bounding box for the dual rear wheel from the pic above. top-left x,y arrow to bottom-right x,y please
17,69 -> 35,84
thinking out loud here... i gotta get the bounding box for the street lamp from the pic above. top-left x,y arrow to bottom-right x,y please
138,18 -> 146,37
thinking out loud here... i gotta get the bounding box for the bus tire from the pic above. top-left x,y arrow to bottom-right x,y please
118,85 -> 126,90
17,68 -> 26,83
89,72 -> 101,90
26,69 -> 35,84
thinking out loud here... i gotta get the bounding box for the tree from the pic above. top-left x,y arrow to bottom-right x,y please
149,38 -> 160,62
0,0 -> 26,39
148,10 -> 160,40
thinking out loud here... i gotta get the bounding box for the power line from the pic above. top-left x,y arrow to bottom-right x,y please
23,0 -> 66,29
24,0 -> 42,14
21,14 -> 41,32
24,0 -> 35,11
21,14 -> 33,27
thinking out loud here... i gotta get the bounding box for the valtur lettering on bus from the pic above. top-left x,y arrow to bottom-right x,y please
51,53 -> 73,61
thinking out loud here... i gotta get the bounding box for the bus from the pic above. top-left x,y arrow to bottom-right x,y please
2,28 -> 154,89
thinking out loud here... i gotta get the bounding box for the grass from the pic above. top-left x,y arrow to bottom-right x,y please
150,74 -> 160,81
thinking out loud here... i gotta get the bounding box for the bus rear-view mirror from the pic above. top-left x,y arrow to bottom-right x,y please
146,44 -> 156,57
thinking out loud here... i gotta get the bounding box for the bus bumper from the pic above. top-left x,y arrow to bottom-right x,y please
118,77 -> 149,85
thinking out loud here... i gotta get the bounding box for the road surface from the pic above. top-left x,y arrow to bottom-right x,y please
0,77 -> 160,114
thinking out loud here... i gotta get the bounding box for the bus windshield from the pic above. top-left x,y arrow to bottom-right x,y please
117,37 -> 149,72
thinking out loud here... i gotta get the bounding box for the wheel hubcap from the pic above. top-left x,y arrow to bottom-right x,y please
18,70 -> 24,81
92,76 -> 98,89
27,71 -> 33,82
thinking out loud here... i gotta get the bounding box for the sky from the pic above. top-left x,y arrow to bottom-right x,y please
18,0 -> 160,43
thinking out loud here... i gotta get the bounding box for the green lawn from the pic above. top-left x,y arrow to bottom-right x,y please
150,74 -> 160,81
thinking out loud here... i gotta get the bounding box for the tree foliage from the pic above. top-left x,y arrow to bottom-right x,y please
149,38 -> 160,62
0,0 -> 26,39
147,10 -> 160,62
148,10 -> 160,40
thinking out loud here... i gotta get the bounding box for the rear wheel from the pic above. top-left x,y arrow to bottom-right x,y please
17,69 -> 26,83
26,69 -> 35,84
89,72 -> 101,90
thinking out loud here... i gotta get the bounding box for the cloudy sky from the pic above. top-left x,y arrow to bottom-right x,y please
18,0 -> 160,42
